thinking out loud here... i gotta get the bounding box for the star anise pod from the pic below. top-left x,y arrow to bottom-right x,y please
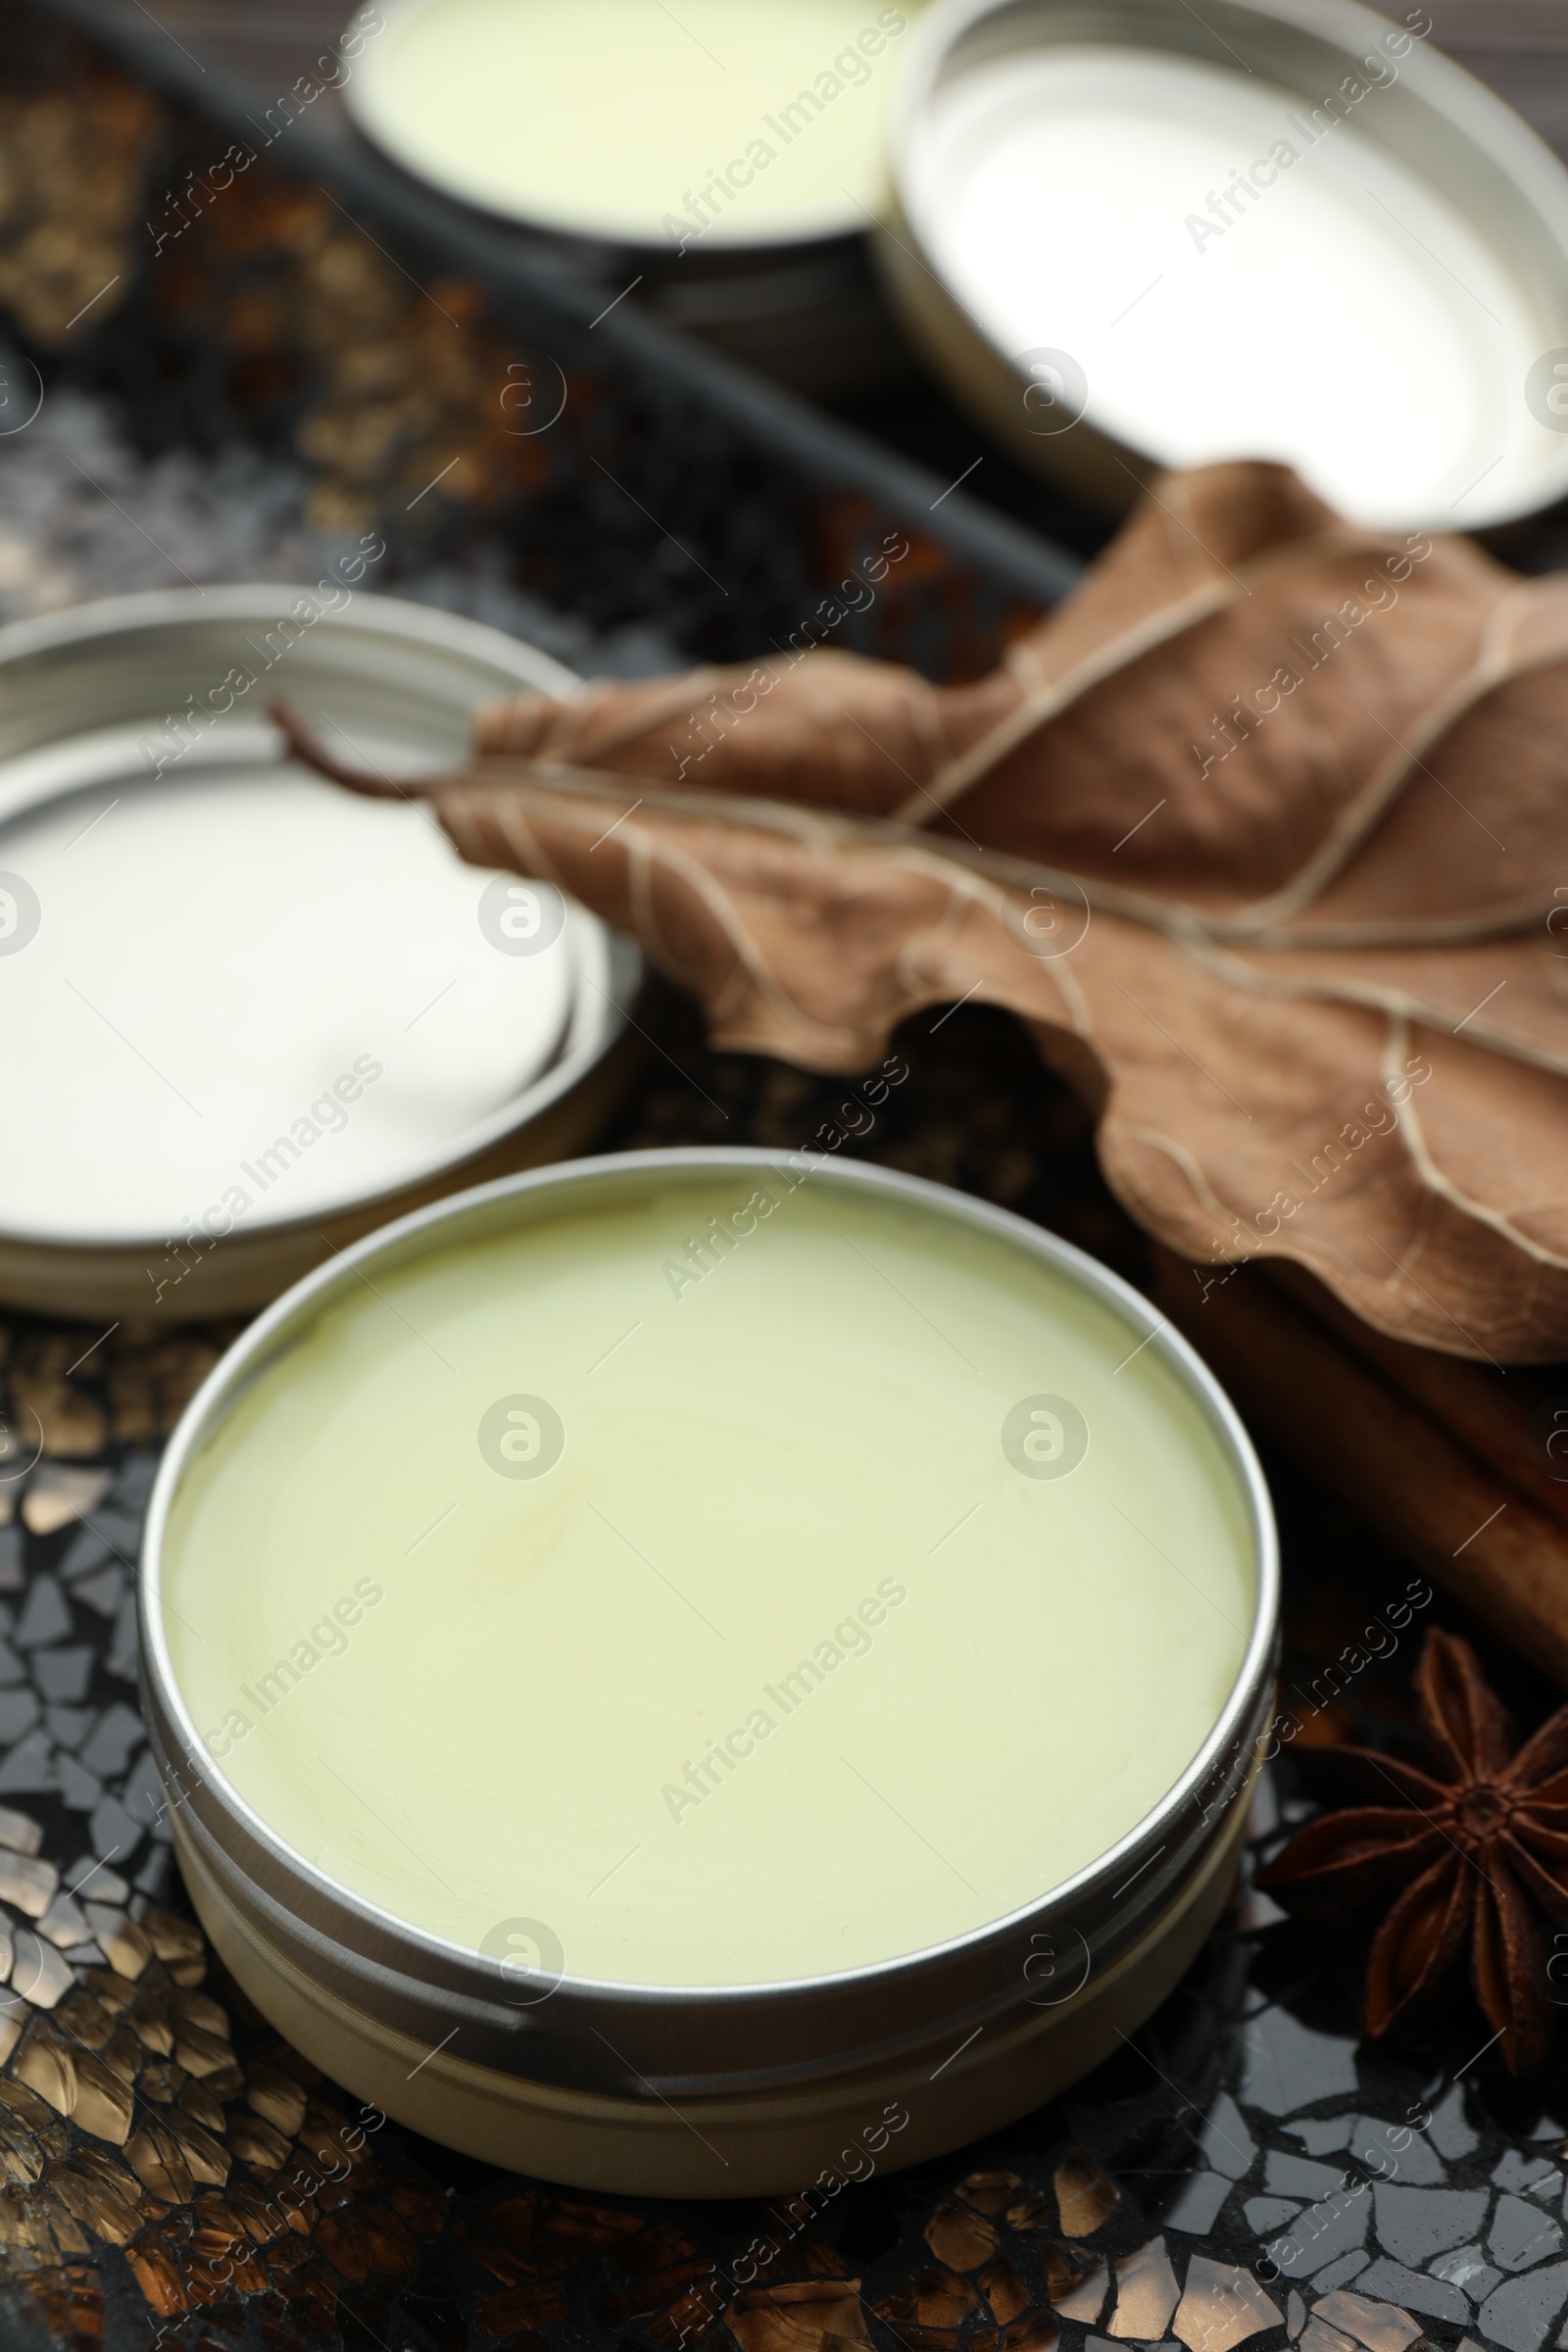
1255,1628 -> 1568,2070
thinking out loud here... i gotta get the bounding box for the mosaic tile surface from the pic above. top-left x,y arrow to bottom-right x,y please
0,998 -> 1565,2352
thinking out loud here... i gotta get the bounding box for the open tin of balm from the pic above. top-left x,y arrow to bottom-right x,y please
0,589 -> 636,1323
882,0 -> 1568,529
142,1149 -> 1277,2194
342,0 -> 925,397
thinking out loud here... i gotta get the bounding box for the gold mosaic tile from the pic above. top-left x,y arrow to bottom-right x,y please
1310,2292 -> 1425,2352
1053,2148 -> 1120,2237
1173,2255 -> 1283,2352
923,2199 -> 1000,2270
956,2170 -> 1023,2217
729,2279 -> 872,2352
1044,2243 -> 1107,2324
1108,2234 -> 1181,2339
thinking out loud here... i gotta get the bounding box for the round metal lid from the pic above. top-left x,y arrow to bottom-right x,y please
0,587 -> 624,1252
887,0 -> 1568,530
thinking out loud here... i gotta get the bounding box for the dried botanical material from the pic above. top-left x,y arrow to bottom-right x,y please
1053,2149 -> 1119,2236
1258,1628 -> 1568,2069
301,461 -> 1568,1360
0,82 -> 159,346
1151,1251 -> 1568,1681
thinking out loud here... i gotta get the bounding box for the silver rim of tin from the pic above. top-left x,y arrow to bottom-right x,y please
885,0 -> 1568,531
140,1146 -> 1280,2105
0,586 -> 639,1254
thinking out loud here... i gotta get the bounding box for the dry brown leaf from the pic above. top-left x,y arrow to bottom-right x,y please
295,460 -> 1568,1359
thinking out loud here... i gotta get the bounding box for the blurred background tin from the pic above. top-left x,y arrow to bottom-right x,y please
880,0 -> 1568,531
341,0 -> 925,401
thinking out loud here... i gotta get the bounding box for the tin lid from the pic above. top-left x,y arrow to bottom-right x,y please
887,0 -> 1568,529
0,588 -> 625,1255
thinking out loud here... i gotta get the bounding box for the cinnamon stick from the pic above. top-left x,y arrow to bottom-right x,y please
1148,1251 -> 1568,1686
1265,1261 -> 1568,1537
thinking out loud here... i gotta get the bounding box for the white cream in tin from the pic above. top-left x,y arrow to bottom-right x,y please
349,0 -> 921,247
0,763 -> 572,1243
162,1166 -> 1254,1989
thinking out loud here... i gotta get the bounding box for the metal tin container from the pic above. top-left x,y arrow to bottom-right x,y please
880,0 -> 1568,530
141,1148 -> 1279,2197
0,589 -> 638,1323
340,0 -> 919,399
